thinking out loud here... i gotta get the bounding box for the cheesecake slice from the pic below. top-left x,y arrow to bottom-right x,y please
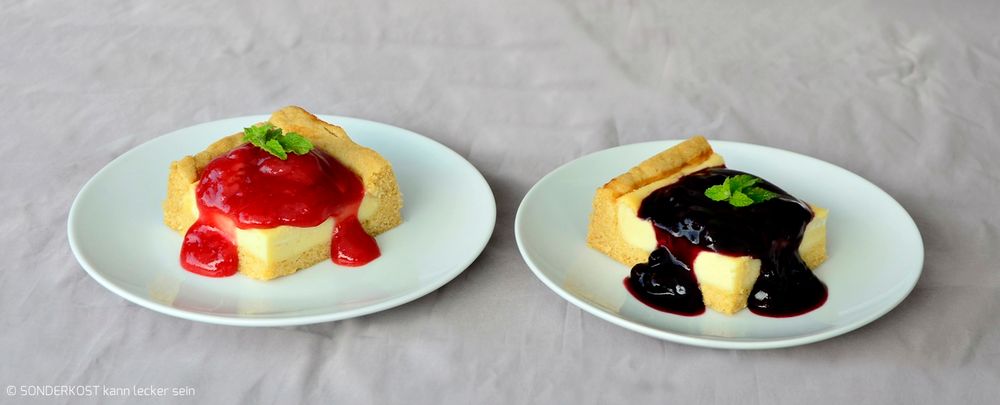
163,106 -> 403,280
588,136 -> 828,316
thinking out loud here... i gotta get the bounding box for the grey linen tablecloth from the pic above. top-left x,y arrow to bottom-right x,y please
3,0 -> 999,403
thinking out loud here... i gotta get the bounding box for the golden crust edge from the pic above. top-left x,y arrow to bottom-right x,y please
586,136 -> 720,266
602,135 -> 715,198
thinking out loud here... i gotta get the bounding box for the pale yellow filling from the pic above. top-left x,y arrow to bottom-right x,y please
238,218 -> 335,263
693,252 -> 760,292
800,206 -> 828,257
616,154 -> 725,252
181,183 -> 379,266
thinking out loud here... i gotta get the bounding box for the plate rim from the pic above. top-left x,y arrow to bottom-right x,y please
68,114 -> 496,327
514,139 -> 923,349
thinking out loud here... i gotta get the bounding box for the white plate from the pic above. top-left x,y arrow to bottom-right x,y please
69,115 -> 495,326
515,140 -> 923,349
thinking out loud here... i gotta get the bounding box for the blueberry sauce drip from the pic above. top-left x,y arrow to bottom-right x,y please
626,167 -> 827,317
625,248 -> 705,316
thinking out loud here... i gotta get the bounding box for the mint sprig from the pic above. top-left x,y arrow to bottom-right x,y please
704,174 -> 777,207
242,123 -> 314,160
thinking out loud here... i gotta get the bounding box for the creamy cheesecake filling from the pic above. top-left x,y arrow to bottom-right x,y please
237,219 -> 334,263
181,182 -> 380,264
693,252 -> 761,294
617,154 -> 725,252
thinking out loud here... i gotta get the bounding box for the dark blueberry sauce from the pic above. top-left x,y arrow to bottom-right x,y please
626,167 -> 827,317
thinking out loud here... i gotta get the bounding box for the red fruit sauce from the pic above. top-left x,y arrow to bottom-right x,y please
179,144 -> 379,277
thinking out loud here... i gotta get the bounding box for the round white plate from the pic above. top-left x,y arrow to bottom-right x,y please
515,140 -> 923,349
69,115 -> 495,326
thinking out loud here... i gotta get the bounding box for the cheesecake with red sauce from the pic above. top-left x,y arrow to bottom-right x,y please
163,106 -> 403,280
587,136 -> 828,316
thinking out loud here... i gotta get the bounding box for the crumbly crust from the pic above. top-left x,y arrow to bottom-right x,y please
237,241 -> 330,281
700,284 -> 752,315
602,136 -> 717,198
586,136 -> 720,266
162,106 -> 404,280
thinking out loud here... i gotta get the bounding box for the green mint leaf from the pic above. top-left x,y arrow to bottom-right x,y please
243,123 -> 271,147
704,174 -> 773,207
729,191 -> 754,207
727,174 -> 759,193
745,186 -> 777,203
262,138 -> 287,159
278,132 -> 313,155
704,184 -> 731,201
243,123 -> 314,159
265,125 -> 283,142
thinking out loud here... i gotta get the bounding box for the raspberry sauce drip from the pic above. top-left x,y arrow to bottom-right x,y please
180,144 -> 380,277
627,167 -> 827,317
